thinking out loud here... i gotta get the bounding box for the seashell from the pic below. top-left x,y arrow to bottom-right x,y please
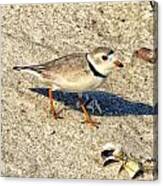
134,47 -> 157,64
101,142 -> 144,179
122,159 -> 143,178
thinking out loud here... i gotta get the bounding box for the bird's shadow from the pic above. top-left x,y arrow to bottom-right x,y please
30,88 -> 157,116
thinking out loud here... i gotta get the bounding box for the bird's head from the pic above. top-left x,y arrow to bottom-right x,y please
87,47 -> 124,76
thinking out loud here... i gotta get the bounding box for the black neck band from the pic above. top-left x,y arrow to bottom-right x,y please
86,53 -> 107,78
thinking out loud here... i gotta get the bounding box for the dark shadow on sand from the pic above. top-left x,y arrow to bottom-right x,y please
30,88 -> 157,116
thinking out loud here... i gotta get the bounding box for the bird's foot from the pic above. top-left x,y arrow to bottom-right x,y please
81,117 -> 100,129
79,98 -> 100,128
77,94 -> 101,128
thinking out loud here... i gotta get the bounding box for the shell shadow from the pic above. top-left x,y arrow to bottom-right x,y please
29,88 -> 157,116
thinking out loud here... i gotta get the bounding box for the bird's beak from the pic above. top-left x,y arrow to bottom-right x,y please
114,60 -> 124,68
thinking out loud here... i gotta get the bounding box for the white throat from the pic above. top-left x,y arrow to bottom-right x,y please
87,54 -> 109,76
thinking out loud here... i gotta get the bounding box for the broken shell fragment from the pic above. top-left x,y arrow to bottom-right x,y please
102,143 -> 125,160
134,47 -> 157,64
101,143 -> 144,179
101,143 -> 121,166
101,143 -> 125,167
101,149 -> 114,159
122,159 -> 143,179
103,156 -> 119,167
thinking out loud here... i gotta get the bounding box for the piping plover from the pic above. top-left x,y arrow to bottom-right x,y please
13,47 -> 123,127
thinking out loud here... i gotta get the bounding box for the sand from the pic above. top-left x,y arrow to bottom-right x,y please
0,1 -> 157,180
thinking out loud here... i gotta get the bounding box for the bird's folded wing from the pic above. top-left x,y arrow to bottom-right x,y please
40,53 -> 90,82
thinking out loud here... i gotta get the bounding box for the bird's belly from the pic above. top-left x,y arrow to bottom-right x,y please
53,76 -> 105,92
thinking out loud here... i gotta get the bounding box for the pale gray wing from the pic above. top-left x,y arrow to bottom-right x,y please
13,53 -> 91,82
40,53 -> 91,82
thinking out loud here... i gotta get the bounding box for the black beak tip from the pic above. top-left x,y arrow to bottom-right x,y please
114,60 -> 124,68
119,63 -> 124,68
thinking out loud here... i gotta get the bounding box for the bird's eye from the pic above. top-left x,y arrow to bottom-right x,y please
102,55 -> 108,61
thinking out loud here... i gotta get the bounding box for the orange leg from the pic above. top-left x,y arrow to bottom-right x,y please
48,88 -> 63,119
79,97 -> 100,128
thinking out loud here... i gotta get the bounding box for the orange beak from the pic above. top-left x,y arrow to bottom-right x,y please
114,60 -> 124,68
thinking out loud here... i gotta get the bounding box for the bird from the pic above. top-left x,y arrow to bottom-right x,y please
13,47 -> 123,127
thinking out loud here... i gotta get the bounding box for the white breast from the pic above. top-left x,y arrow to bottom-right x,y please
52,75 -> 105,92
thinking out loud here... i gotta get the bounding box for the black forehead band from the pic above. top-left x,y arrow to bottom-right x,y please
108,49 -> 114,55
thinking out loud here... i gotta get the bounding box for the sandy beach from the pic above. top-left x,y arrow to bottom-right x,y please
1,1 -> 157,179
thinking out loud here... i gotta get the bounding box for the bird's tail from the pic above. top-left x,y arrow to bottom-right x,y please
13,65 -> 44,77
13,66 -> 31,71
